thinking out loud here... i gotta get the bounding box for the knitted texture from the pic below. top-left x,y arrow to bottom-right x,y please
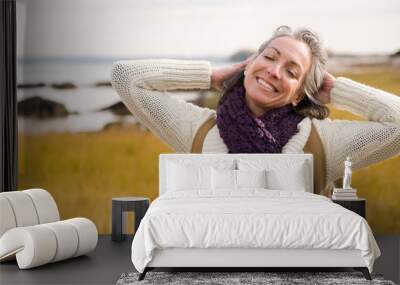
216,83 -> 304,153
110,59 -> 215,152
111,59 -> 400,188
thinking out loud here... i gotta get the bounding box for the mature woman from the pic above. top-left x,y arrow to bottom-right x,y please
111,26 -> 400,195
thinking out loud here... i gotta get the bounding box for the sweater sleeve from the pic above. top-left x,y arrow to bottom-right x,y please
110,59 -> 216,152
314,77 -> 400,183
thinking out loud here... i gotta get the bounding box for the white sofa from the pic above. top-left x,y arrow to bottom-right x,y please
0,188 -> 98,269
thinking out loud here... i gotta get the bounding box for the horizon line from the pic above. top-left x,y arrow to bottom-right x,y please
17,51 -> 397,63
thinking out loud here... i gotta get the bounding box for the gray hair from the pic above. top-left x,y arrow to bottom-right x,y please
219,25 -> 330,119
258,26 -> 327,106
257,26 -> 329,119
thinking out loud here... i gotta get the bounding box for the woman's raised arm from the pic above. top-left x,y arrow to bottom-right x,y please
315,77 -> 400,183
110,59 -> 216,152
331,77 -> 400,124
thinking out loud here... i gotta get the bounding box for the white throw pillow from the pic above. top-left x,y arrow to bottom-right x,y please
166,159 -> 236,192
211,168 -> 236,190
211,168 -> 267,190
236,169 -> 267,189
237,159 -> 308,191
267,166 -> 306,191
167,162 -> 211,191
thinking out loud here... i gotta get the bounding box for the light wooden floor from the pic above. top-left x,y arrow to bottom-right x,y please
0,235 -> 398,285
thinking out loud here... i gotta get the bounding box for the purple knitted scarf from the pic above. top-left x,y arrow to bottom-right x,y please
216,83 -> 304,153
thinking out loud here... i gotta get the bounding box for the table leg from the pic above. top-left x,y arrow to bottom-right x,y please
112,201 -> 125,241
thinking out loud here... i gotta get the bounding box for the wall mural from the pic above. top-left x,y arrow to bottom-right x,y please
17,0 -> 400,234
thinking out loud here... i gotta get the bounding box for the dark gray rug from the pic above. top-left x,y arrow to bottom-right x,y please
116,271 -> 396,285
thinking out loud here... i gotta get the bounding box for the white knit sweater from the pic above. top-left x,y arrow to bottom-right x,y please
111,59 -> 400,188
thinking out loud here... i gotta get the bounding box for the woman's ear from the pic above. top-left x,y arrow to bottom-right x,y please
292,92 -> 305,107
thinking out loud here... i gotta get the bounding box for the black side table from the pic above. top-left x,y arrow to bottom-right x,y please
112,197 -> 150,242
332,198 -> 366,218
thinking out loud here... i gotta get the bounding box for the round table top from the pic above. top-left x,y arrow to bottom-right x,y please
112,197 -> 149,202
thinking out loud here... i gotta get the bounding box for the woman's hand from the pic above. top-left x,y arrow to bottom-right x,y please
314,71 -> 335,104
211,55 -> 255,91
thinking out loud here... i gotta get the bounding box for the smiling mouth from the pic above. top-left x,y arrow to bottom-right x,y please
256,77 -> 278,93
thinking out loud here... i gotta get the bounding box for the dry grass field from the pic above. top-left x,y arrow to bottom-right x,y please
18,68 -> 400,234
18,125 -> 173,234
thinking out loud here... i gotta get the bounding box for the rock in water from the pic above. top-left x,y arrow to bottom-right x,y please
94,81 -> 112,87
17,82 -> 46,88
51,82 -> 76,89
18,96 -> 69,118
100,101 -> 130,115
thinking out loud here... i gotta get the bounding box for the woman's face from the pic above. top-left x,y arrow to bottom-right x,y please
243,36 -> 312,117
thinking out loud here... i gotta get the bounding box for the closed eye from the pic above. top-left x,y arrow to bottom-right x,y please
287,69 -> 297,78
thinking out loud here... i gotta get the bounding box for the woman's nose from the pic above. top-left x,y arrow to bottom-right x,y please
266,63 -> 280,79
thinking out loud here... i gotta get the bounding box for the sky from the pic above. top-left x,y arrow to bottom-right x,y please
16,0 -> 400,59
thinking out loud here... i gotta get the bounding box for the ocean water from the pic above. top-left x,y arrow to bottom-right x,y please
17,56 -> 383,134
17,58 -> 230,134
